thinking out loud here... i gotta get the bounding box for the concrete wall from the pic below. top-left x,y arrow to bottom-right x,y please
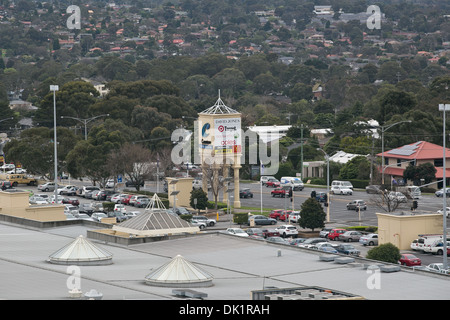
376,212 -> 443,250
167,177 -> 193,208
0,190 -> 66,221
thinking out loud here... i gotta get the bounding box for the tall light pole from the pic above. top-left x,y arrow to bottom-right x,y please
439,103 -> 449,270
380,120 -> 412,185
60,114 -> 109,140
317,148 -> 330,222
50,85 -> 59,202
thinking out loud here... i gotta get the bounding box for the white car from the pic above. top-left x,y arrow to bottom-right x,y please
91,212 -> 108,222
49,195 -> 63,204
191,220 -> 207,230
422,240 -> 450,255
114,204 -> 127,214
331,186 -> 353,195
191,215 -> 216,226
437,207 -> 450,218
388,191 -> 407,203
57,185 -> 77,195
29,196 -> 49,204
288,212 -> 300,223
426,263 -> 450,274
105,179 -> 115,188
275,225 -> 298,238
226,228 -> 249,237
359,233 -> 378,246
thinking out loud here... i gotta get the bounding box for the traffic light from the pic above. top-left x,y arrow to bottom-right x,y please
289,187 -> 293,198
413,200 -> 418,210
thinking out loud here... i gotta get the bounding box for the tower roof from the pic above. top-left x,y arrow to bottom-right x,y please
112,194 -> 200,236
199,91 -> 239,115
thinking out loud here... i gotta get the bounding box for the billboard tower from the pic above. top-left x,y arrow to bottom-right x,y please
197,92 -> 242,208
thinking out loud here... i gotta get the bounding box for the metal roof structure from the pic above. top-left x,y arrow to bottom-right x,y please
47,235 -> 113,265
112,194 -> 199,236
144,254 -> 214,288
199,91 -> 239,115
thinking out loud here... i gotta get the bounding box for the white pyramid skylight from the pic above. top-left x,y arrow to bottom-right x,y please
144,255 -> 214,287
199,91 -> 239,115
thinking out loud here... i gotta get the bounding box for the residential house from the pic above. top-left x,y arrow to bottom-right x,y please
377,141 -> 450,188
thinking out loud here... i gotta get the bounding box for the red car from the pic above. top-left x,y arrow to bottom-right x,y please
271,188 -> 287,197
265,178 -> 280,188
399,254 -> 421,266
279,210 -> 293,221
121,194 -> 133,205
62,197 -> 79,206
269,209 -> 283,220
327,228 -> 347,240
261,229 -> 280,238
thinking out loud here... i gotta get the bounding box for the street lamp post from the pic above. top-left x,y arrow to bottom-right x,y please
439,103 -> 450,270
60,114 -> 110,140
317,148 -> 330,222
380,120 -> 412,185
50,85 -> 59,202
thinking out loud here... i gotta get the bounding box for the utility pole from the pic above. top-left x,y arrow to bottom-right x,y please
300,124 -> 304,179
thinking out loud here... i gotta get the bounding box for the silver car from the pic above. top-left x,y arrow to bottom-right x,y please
339,231 -> 363,242
359,233 -> 378,246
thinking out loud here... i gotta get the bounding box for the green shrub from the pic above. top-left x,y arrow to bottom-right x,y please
233,212 -> 249,225
366,243 -> 401,264
102,202 -> 115,212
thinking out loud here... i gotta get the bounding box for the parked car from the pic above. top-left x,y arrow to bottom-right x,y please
289,238 -> 306,246
95,190 -> 116,201
125,180 -> 145,187
61,197 -> 80,206
422,240 -> 450,255
173,207 -> 192,215
57,185 -> 78,196
78,203 -> 94,215
191,215 -> 216,226
359,233 -> 378,246
191,220 -> 207,229
271,188 -> 287,197
425,263 -> 450,274
135,197 -> 150,208
346,200 -> 367,211
410,239 -> 419,251
261,229 -> 280,238
339,231 -> 363,242
279,210 -> 293,221
29,196 -> 49,204
399,254 -> 422,266
248,215 -> 277,226
121,194 -> 133,205
38,182 -> 57,192
388,191 -> 407,203
269,209 -> 284,220
107,211 -> 128,223
105,179 -> 115,188
0,181 -> 13,190
286,211 -> 300,223
437,207 -> 450,218
435,188 -> 450,197
77,186 -> 100,198
239,188 -> 253,198
319,227 -> 333,238
265,178 -> 280,188
74,213 -> 94,221
365,185 -> 382,194
125,211 -> 141,219
335,244 -> 360,256
114,204 -> 127,214
91,212 -> 108,222
299,238 -> 327,248
246,228 -> 265,238
331,186 -> 353,195
111,194 -> 125,203
313,242 -> 338,253
275,225 -> 298,238
226,228 -> 249,237
327,228 -> 347,240
266,236 -> 289,244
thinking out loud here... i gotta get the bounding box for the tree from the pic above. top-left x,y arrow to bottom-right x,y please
366,243 -> 401,264
109,143 -> 155,191
298,198 -> 326,231
403,163 -> 436,185
190,189 -> 209,212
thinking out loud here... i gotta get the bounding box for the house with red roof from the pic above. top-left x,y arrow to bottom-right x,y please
377,141 -> 450,188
